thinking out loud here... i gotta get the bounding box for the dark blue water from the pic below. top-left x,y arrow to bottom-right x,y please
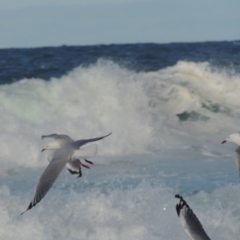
0,41 -> 240,84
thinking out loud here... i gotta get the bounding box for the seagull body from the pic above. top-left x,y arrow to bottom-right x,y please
21,132 -> 111,214
175,195 -> 211,240
222,132 -> 240,175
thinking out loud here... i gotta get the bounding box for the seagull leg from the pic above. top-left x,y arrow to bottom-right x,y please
84,159 -> 94,165
79,160 -> 90,169
77,168 -> 82,178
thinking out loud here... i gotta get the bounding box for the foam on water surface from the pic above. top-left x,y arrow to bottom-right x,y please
1,173 -> 240,240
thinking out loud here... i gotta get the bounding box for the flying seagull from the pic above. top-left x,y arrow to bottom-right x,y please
21,132 -> 111,215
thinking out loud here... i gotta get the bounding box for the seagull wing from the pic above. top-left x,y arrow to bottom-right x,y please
66,160 -> 82,178
21,148 -> 72,215
175,195 -> 211,240
72,144 -> 98,159
41,134 -> 73,141
72,132 -> 112,149
235,147 -> 240,175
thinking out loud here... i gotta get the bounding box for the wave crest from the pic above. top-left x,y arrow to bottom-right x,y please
0,60 -> 240,169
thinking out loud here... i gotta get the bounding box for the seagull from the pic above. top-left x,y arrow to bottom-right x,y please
222,132 -> 240,175
21,132 -> 111,215
175,195 -> 211,240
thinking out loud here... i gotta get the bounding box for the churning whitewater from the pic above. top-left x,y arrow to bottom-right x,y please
0,42 -> 240,239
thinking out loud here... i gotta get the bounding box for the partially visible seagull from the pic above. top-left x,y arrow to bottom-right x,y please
21,132 -> 111,215
222,132 -> 240,175
175,194 -> 211,240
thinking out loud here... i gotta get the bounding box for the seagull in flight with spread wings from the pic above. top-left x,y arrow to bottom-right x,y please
21,132 -> 111,215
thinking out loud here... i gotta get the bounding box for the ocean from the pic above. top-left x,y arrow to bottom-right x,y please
0,41 -> 240,239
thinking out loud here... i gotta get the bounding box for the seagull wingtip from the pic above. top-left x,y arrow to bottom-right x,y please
20,209 -> 28,215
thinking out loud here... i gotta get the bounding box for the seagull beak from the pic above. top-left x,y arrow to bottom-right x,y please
221,140 -> 227,144
41,148 -> 46,152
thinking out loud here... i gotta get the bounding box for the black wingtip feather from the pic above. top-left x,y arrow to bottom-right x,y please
175,194 -> 192,216
21,201 -> 37,215
67,167 -> 82,178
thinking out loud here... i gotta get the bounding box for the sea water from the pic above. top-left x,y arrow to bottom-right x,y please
0,42 -> 240,239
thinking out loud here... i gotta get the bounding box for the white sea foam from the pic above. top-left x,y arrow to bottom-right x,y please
1,60 -> 240,239
1,175 -> 240,240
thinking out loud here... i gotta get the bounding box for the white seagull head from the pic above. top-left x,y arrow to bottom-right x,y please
41,141 -> 63,152
222,132 -> 240,146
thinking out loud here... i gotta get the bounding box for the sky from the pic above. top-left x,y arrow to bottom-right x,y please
0,0 -> 239,48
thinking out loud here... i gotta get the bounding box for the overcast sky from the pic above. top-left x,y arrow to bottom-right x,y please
0,0 -> 239,48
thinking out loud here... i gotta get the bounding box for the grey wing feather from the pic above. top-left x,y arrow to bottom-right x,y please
21,149 -> 72,214
175,195 -> 211,240
72,144 -> 98,159
41,134 -> 73,141
72,132 -> 112,149
235,147 -> 240,175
